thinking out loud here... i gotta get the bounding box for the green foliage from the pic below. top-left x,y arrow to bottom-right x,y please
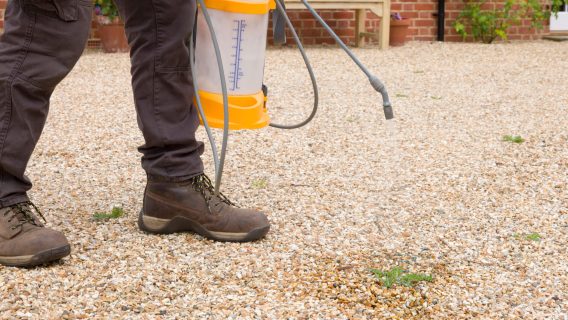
502,135 -> 525,143
92,206 -> 124,220
525,232 -> 542,241
251,178 -> 268,189
371,267 -> 433,288
94,0 -> 120,22
514,232 -> 542,241
454,0 -> 552,43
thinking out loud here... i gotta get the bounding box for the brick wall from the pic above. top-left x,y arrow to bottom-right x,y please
0,0 -> 552,47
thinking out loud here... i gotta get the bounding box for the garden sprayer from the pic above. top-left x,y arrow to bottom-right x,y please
189,0 -> 394,193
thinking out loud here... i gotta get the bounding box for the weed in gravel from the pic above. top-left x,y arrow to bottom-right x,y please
252,178 -> 268,189
514,232 -> 542,241
395,93 -> 408,98
430,96 -> 443,100
93,206 -> 124,220
371,267 -> 433,288
502,135 -> 525,143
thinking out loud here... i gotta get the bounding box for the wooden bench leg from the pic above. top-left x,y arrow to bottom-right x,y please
355,9 -> 366,47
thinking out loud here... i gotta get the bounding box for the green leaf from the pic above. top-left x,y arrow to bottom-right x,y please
372,267 -> 433,288
92,206 -> 124,220
502,135 -> 525,143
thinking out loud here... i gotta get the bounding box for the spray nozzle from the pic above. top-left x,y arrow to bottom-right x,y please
383,104 -> 394,120
368,75 -> 394,120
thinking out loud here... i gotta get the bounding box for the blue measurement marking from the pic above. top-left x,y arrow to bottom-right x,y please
229,19 -> 246,91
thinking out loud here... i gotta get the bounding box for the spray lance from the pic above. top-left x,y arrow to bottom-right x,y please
190,0 -> 394,194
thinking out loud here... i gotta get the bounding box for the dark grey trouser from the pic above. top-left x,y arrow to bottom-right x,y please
0,0 -> 204,207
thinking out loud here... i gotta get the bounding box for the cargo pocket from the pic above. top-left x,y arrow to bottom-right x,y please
20,0 -> 81,21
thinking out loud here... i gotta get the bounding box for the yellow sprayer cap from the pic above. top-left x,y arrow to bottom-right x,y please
202,0 -> 276,14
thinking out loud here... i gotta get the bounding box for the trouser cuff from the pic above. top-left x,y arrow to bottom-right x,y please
0,195 -> 30,209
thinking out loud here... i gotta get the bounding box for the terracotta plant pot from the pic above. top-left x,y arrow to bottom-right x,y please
98,23 -> 129,53
389,18 -> 411,47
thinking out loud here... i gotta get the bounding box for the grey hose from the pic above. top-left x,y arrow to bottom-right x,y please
269,0 -> 319,129
194,0 -> 230,195
299,0 -> 393,120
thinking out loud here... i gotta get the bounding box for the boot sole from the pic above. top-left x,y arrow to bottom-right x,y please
0,244 -> 70,267
138,210 -> 269,242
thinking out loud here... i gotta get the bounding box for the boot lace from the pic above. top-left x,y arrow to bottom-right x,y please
189,174 -> 237,213
3,201 -> 46,230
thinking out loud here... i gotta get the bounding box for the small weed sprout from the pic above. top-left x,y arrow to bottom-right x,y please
502,135 -> 525,143
525,233 -> 542,241
513,232 -> 542,241
371,267 -> 433,288
252,178 -> 268,189
93,206 -> 124,220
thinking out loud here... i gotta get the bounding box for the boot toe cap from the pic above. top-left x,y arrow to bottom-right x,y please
13,228 -> 69,256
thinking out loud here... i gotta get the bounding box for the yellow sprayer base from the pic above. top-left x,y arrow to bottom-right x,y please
195,90 -> 270,130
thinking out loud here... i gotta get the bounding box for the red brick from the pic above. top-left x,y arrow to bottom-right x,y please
402,11 -> 419,18
302,20 -> 315,28
414,19 -> 435,27
402,4 -> 415,10
391,3 -> 403,11
333,11 -> 354,19
338,20 -> 350,28
414,35 -> 435,41
299,28 -> 322,37
302,38 -> 316,46
415,3 -> 435,10
336,28 -> 355,37
317,37 -> 336,45
446,3 -> 464,10
298,11 -> 313,19
448,11 -> 461,19
319,11 -> 333,19
419,27 -> 432,35
0,1 -> 6,9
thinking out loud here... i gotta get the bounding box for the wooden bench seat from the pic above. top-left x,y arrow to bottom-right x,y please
284,0 -> 390,49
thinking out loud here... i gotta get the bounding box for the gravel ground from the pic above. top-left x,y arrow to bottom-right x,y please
0,41 -> 567,319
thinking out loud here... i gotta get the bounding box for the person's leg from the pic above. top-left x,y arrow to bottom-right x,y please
114,0 -> 204,178
115,0 -> 270,242
0,0 -> 92,267
0,0 -> 92,206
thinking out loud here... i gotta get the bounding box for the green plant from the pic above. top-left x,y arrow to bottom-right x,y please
93,206 -> 124,220
525,232 -> 542,241
502,135 -> 525,143
251,178 -> 268,189
94,0 -> 120,23
514,232 -> 542,241
454,0 -> 553,43
371,267 -> 433,288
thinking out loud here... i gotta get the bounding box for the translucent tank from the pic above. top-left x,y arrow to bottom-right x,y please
193,0 -> 273,129
195,1 -> 270,96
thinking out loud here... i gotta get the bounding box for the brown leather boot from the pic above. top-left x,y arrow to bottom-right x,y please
139,174 -> 270,242
0,202 -> 70,267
